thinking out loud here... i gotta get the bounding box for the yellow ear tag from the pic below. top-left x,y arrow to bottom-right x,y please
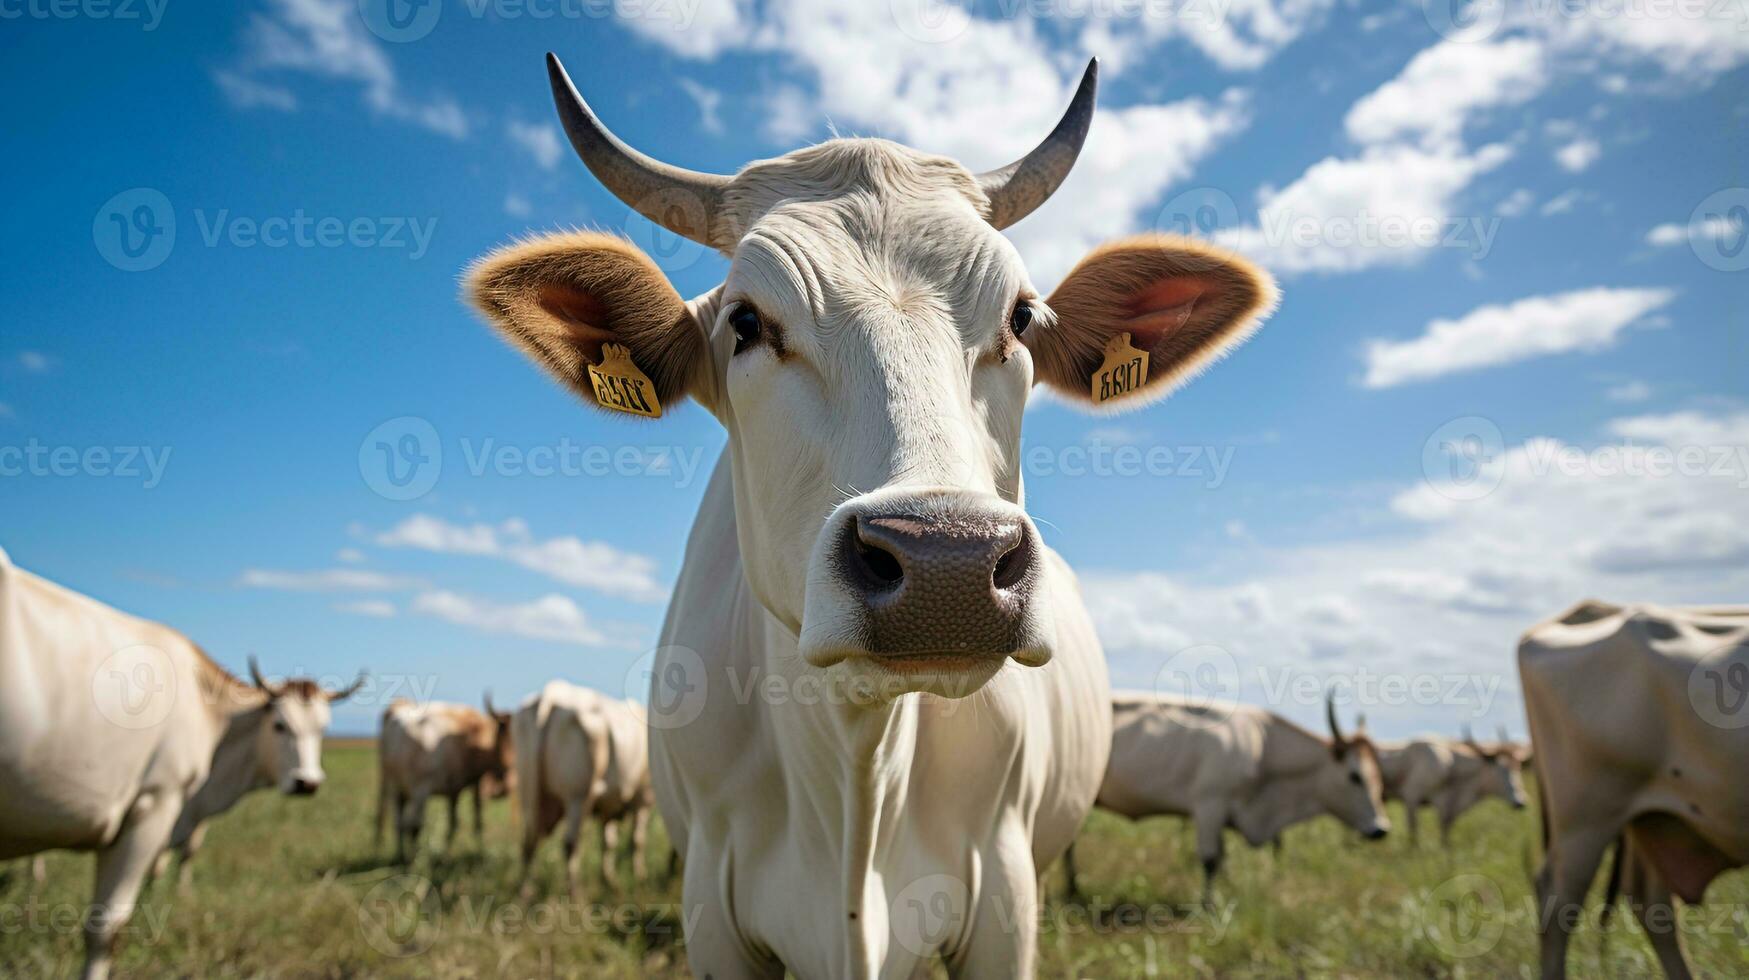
586,343 -> 662,418
1092,332 -> 1149,405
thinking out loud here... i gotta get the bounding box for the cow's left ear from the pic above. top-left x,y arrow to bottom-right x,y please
1029,235 -> 1277,409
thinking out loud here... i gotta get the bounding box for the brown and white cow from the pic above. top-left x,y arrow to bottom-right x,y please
376,695 -> 515,863
511,680 -> 653,897
1521,600 -> 1748,979
1373,727 -> 1527,848
465,52 -> 1276,977
0,548 -> 360,980
1077,693 -> 1390,903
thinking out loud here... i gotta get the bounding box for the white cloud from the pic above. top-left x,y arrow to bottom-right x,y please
336,547 -> 366,563
17,351 -> 54,374
1495,188 -> 1535,216
1606,409 -> 1749,448
506,120 -> 562,170
410,590 -> 608,646
1362,286 -> 1674,388
240,568 -> 422,592
1539,189 -> 1585,216
677,78 -> 725,134
1344,38 -> 1545,149
618,0 -> 754,58
375,514 -> 668,602
335,599 -> 395,618
1554,137 -> 1601,172
1522,0 -> 1749,79
211,69 -> 298,111
1605,380 -> 1652,402
504,193 -> 533,218
1646,213 -> 1745,248
224,0 -> 467,138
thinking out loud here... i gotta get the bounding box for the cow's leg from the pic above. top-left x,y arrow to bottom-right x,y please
32,854 -> 47,885
1535,826 -> 1612,980
1401,796 -> 1422,848
83,794 -> 181,980
599,818 -> 621,888
398,790 -> 428,864
1192,804 -> 1227,907
472,783 -> 485,849
629,806 -> 650,882
560,801 -> 586,899
951,833 -> 1038,979
1624,858 -> 1692,980
445,794 -> 461,853
174,823 -> 206,894
375,775 -> 392,850
1061,840 -> 1081,901
681,856 -> 782,980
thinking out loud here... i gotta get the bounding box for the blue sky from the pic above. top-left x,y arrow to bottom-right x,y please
1,0 -> 1744,735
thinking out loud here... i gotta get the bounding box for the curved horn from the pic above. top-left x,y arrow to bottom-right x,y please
547,52 -> 731,247
1326,692 -> 1347,747
249,656 -> 282,698
976,58 -> 1099,230
327,671 -> 366,704
1462,724 -> 1482,749
484,690 -> 497,717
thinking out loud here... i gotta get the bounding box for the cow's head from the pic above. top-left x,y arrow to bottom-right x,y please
1466,726 -> 1528,810
468,56 -> 1275,699
1322,698 -> 1390,839
480,692 -> 515,799
249,657 -> 363,796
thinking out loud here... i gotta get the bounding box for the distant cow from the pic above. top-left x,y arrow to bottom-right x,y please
0,550 -> 359,980
1521,600 -> 1748,979
1076,693 -> 1390,903
377,695 -> 515,863
1374,727 -> 1527,847
512,681 -> 653,897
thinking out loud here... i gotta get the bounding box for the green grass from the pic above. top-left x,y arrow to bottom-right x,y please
3,743 -> 1744,977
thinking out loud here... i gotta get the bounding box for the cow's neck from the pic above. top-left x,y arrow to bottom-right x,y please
176,694 -> 272,838
1234,722 -> 1334,844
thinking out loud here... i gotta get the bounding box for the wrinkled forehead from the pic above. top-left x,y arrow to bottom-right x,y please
274,689 -> 331,729
724,141 -> 1028,329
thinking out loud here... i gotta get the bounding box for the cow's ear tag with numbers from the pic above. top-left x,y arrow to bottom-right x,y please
1092,332 -> 1150,405
587,343 -> 662,418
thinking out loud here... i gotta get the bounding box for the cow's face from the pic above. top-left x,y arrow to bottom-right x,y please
1322,739 -> 1390,840
1482,750 -> 1528,810
248,661 -> 361,795
481,710 -> 515,800
467,58 -> 1274,700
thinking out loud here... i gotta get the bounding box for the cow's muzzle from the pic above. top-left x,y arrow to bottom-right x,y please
799,492 -> 1053,681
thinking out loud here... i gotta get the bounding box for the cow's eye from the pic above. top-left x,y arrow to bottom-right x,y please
1010,302 -> 1034,337
273,720 -> 288,734
1349,772 -> 1363,786
729,304 -> 762,352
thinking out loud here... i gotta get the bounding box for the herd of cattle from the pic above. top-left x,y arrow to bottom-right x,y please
5,51 -> 1746,980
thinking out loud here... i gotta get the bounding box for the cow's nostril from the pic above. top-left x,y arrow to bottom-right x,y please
850,523 -> 905,588
992,535 -> 1030,591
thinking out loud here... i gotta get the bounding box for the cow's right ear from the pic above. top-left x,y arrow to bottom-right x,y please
465,232 -> 708,416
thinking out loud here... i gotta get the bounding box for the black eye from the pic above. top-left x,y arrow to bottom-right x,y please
273,720 -> 288,733
1349,772 -> 1363,786
729,304 -> 762,352
1010,302 -> 1034,337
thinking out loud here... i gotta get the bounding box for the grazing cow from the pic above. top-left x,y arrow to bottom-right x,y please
1521,600 -> 1748,980
376,695 -> 515,863
464,53 -> 1276,977
1077,693 -> 1390,904
0,549 -> 360,980
511,681 -> 653,897
1373,727 -> 1527,847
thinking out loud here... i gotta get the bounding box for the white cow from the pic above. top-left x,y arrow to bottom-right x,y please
0,548 -> 360,980
1521,601 -> 1748,979
377,696 -> 516,863
1374,728 -> 1527,848
1080,693 -> 1390,903
511,681 -> 653,897
465,53 -> 1277,977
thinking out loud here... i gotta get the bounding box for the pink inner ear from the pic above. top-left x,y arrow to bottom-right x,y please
1124,277 -> 1208,347
536,283 -> 615,364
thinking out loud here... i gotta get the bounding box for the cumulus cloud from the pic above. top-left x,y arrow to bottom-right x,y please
1646,213 -> 1745,248
506,120 -> 562,170
1344,38 -> 1546,148
335,599 -> 395,618
219,0 -> 467,138
410,590 -> 608,646
374,514 -> 669,603
240,568 -> 422,592
1361,286 -> 1675,388
1554,137 -> 1601,172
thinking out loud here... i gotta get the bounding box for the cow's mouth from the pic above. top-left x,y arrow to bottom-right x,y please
867,652 -> 1006,675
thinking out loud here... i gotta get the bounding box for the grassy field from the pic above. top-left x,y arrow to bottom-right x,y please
3,741 -> 1744,978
